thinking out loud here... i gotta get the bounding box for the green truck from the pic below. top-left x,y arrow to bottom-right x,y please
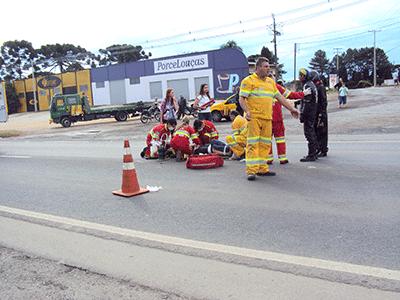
49,94 -> 147,128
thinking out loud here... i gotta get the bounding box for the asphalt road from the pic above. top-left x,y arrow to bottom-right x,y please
1,134 -> 399,272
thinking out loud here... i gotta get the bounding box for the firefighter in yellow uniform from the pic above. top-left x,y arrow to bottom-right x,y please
226,110 -> 247,159
239,57 -> 300,181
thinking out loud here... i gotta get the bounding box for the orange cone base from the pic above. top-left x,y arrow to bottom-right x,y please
112,187 -> 149,198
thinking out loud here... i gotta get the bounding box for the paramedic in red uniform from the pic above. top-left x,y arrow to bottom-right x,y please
170,123 -> 201,157
193,119 -> 219,145
141,119 -> 177,159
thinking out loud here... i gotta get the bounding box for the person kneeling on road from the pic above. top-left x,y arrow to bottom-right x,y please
140,119 -> 177,159
170,118 -> 202,161
226,110 -> 247,160
193,119 -> 219,145
193,118 -> 231,157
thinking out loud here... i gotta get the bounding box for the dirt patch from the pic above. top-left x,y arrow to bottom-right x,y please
0,130 -> 22,138
0,246 -> 190,300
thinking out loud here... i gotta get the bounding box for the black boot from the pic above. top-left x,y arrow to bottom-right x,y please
317,151 -> 327,157
300,155 -> 318,162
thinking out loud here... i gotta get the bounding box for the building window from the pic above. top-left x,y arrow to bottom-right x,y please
80,84 -> 88,92
18,93 -> 25,98
96,81 -> 105,88
39,90 -> 47,96
53,87 -> 61,94
129,77 -> 140,85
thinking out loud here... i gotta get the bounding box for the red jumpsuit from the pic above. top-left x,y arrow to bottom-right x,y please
196,120 -> 219,145
170,125 -> 201,155
268,84 -> 305,163
144,124 -> 171,158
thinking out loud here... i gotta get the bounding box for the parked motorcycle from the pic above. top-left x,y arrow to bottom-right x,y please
140,103 -> 161,124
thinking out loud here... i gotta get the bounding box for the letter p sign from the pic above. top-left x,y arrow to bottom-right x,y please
228,74 -> 240,92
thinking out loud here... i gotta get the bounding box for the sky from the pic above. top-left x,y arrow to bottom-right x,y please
1,0 -> 399,81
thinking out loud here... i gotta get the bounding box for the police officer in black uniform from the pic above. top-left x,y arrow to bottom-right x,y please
299,68 -> 319,162
312,72 -> 329,157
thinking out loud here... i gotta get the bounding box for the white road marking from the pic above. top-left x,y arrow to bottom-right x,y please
0,155 -> 31,159
0,204 -> 399,282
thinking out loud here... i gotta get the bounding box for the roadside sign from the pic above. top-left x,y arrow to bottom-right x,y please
329,74 -> 338,89
0,82 -> 8,123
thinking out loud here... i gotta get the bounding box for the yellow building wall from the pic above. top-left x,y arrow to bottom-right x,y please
61,72 -> 77,87
38,85 -> 51,111
24,78 -> 35,92
76,70 -> 93,105
14,80 -> 27,113
14,70 -> 93,113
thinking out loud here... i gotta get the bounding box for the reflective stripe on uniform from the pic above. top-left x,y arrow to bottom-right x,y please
283,90 -> 291,98
275,136 -> 286,144
150,130 -> 159,139
278,156 -> 287,161
259,137 -> 272,144
227,141 -> 238,147
247,136 -> 260,144
239,89 -> 251,97
246,158 -> 267,165
175,130 -> 190,138
249,91 -> 277,98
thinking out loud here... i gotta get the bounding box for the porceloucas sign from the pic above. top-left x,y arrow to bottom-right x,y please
154,54 -> 208,74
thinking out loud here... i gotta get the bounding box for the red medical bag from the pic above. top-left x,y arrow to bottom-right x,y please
186,154 -> 224,169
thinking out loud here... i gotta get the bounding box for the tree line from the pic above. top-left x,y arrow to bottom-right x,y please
2,39 -> 396,113
221,40 -> 395,88
0,40 -> 151,81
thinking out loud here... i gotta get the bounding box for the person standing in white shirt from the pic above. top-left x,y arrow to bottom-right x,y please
338,83 -> 349,108
194,84 -> 214,121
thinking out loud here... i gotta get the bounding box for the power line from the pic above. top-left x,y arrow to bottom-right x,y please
280,0 -> 368,26
387,45 -> 400,54
277,16 -> 400,44
136,0 -> 344,46
141,0 -> 366,51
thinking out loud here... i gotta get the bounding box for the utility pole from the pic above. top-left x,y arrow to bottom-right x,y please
272,14 -> 277,58
30,59 -> 38,112
369,30 -> 381,87
333,47 -> 342,74
294,43 -> 297,82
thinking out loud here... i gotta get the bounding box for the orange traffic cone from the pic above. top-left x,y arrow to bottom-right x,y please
113,139 -> 149,197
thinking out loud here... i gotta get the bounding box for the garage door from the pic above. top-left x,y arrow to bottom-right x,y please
167,79 -> 189,100
109,79 -> 127,104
